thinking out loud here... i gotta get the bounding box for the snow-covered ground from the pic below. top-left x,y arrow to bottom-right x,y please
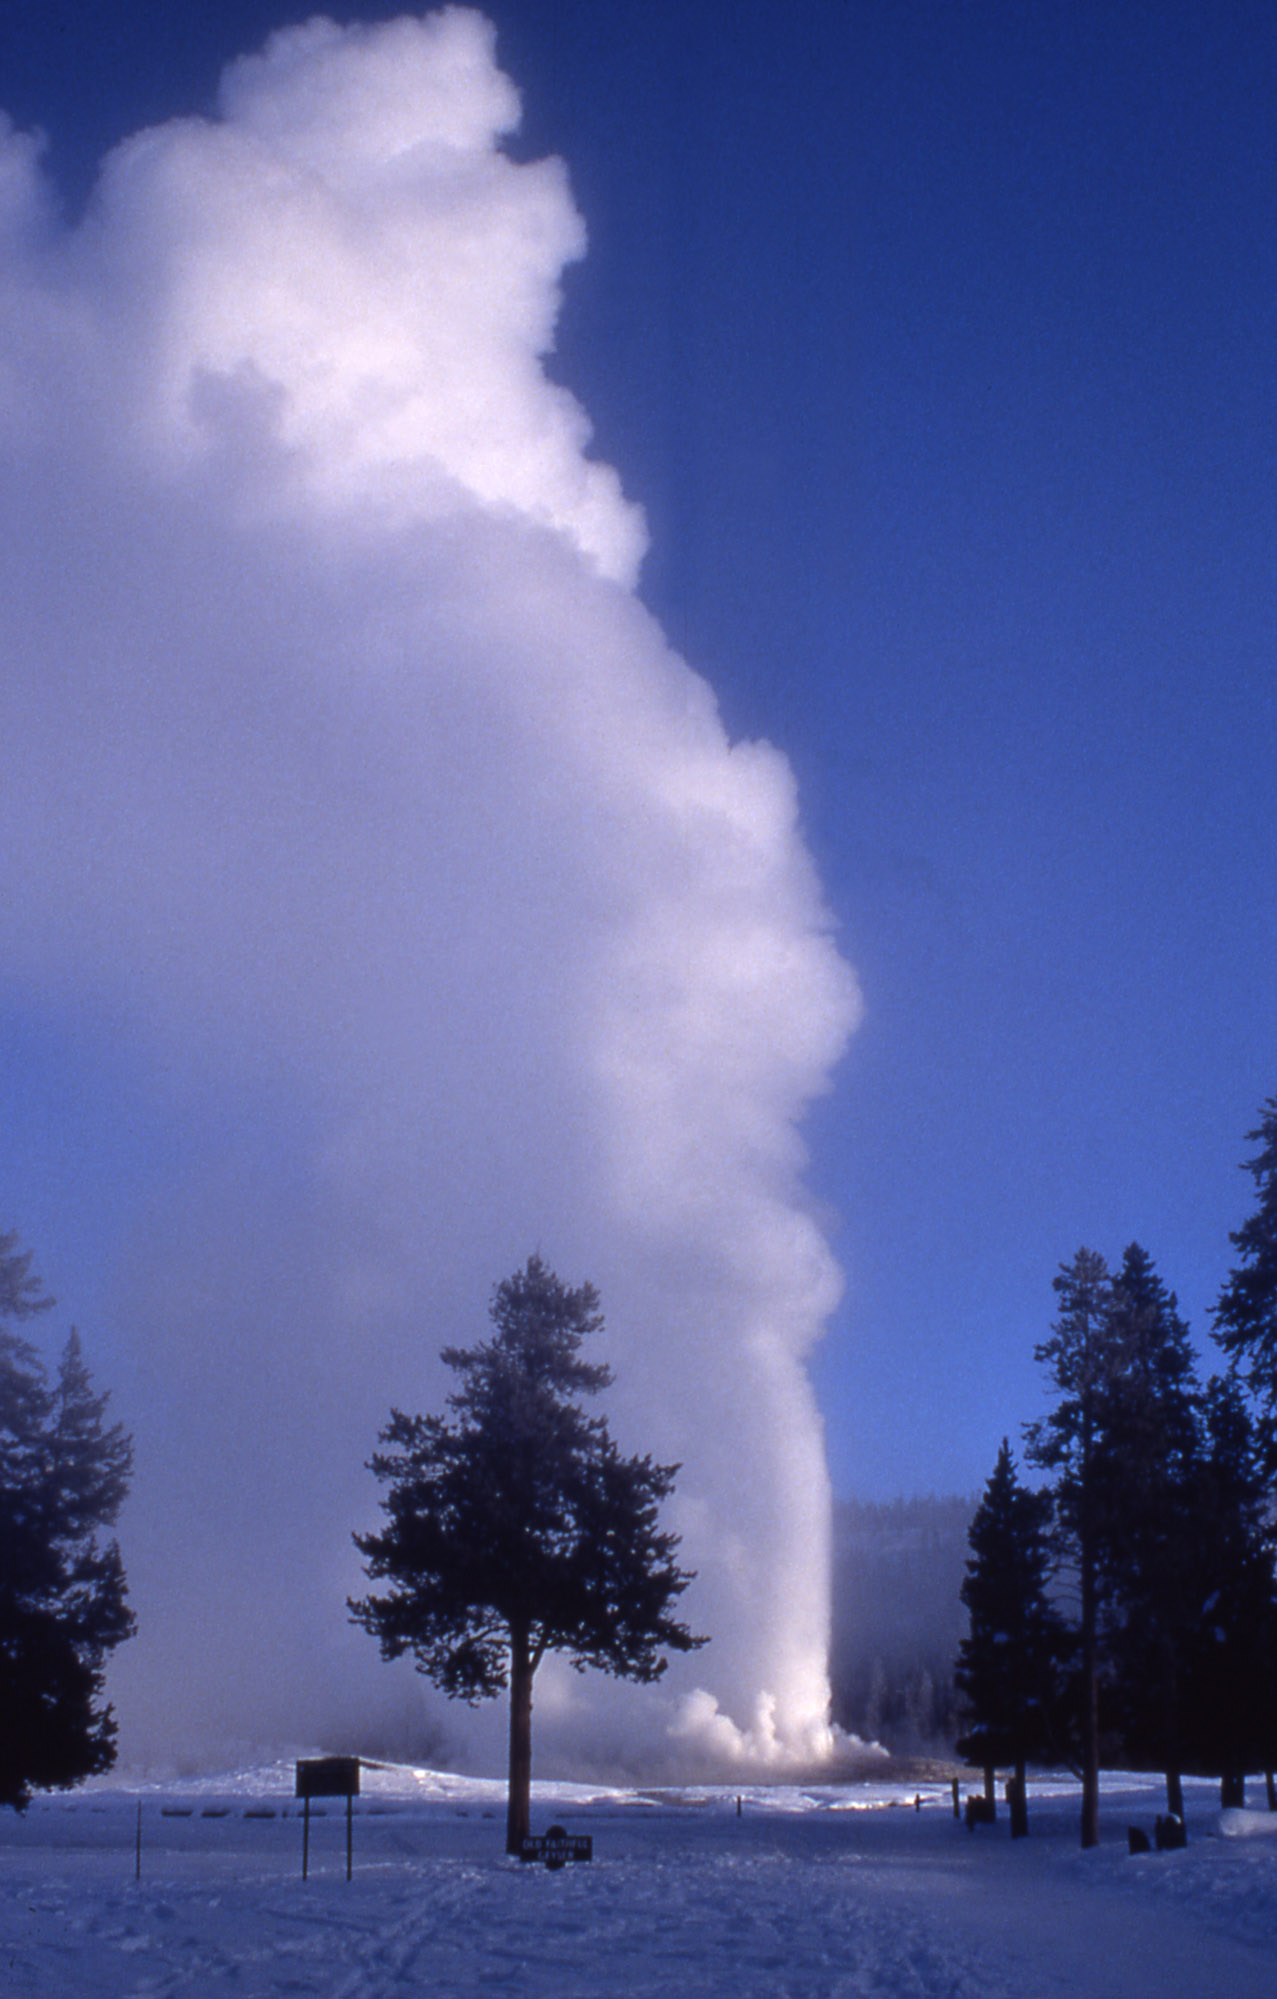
2,1763 -> 1275,1995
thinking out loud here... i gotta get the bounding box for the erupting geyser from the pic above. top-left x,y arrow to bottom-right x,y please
0,9 -> 861,1776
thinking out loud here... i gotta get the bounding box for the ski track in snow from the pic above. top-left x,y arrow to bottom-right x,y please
2,1769 -> 1275,1996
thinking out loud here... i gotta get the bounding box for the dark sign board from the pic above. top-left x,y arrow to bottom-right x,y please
520,1824 -> 593,1869
295,1757 -> 361,1799
295,1759 -> 361,1880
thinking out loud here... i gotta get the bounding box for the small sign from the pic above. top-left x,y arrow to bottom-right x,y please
295,1757 -> 361,1799
295,1759 -> 360,1880
520,1822 -> 593,1869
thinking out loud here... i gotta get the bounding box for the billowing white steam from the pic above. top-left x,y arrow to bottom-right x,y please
0,11 -> 859,1775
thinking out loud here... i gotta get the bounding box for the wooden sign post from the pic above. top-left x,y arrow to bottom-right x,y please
295,1757 -> 361,1881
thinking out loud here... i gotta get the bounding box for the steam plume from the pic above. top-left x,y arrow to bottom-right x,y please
0,10 -> 860,1775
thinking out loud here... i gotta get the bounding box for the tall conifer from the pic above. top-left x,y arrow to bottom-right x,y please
0,1233 -> 134,1810
1096,1245 -> 1200,1821
352,1256 -> 703,1853
1215,1097 -> 1277,1434
956,1441 -> 1063,1836
1025,1247 -> 1110,1847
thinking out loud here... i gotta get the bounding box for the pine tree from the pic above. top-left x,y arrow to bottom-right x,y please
1025,1247 -> 1110,1847
1094,1245 -> 1202,1823
1214,1096 -> 1277,1429
0,1233 -> 135,1811
0,1231 -> 54,1324
1183,1375 -> 1277,1805
351,1256 -> 704,1853
1209,1095 -> 1277,1808
955,1441 -> 1063,1836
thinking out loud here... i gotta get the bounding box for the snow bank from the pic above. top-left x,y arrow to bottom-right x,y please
1,1768 -> 1274,1995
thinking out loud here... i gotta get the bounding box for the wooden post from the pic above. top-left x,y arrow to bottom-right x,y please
346,1793 -> 353,1882
135,1800 -> 142,1883
302,1795 -> 310,1881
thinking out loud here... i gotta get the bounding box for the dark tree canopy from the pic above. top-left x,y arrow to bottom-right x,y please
956,1440 -> 1064,1835
1022,1230 -> 1277,1834
1026,1246 -> 1203,1834
1214,1097 -> 1277,1420
0,1231 -> 54,1324
1026,1248 -> 1111,1523
351,1256 -> 703,1851
1025,1246 -> 1111,1847
1093,1246 -> 1200,1624
1090,1246 -> 1202,1821
1181,1374 -> 1277,1794
0,1232 -> 135,1811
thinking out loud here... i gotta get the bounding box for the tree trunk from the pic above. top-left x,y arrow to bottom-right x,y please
1010,1756 -> 1028,1838
1267,1769 -> 1276,1812
983,1764 -> 995,1813
505,1623 -> 535,1857
1161,1644 -> 1184,1829
1079,1534 -> 1100,1848
1220,1771 -> 1245,1809
1165,1766 -> 1184,1823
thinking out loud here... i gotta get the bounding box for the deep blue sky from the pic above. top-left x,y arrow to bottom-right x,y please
4,0 -> 1274,1499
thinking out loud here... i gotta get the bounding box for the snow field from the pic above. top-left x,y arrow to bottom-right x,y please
1,1768 -> 1275,1996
